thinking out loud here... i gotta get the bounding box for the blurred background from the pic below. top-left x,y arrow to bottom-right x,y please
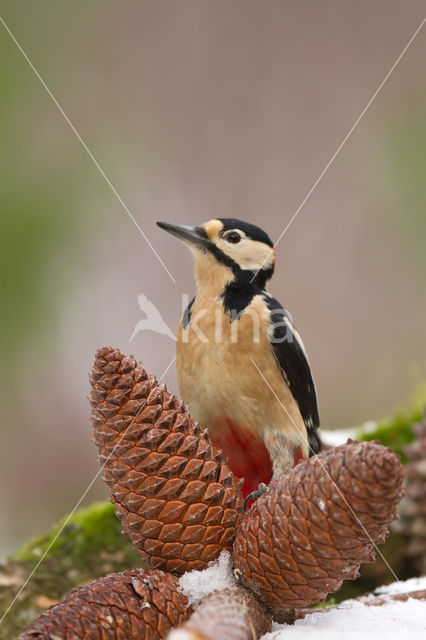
1,1 -> 425,560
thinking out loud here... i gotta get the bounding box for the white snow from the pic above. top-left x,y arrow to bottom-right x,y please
321,427 -> 359,447
373,575 -> 426,596
261,576 -> 426,640
178,550 -> 236,606
261,599 -> 426,640
320,421 -> 378,447
168,631 -> 194,640
176,553 -> 426,640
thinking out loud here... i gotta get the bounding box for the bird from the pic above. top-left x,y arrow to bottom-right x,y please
157,218 -> 321,503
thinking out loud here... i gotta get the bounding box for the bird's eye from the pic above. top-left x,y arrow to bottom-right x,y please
224,231 -> 241,244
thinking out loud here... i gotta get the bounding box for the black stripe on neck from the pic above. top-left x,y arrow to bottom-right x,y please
206,242 -> 240,276
221,268 -> 273,319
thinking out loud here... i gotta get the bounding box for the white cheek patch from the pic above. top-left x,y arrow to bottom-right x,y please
218,238 -> 275,271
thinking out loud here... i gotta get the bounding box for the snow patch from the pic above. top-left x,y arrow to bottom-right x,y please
178,550 -> 236,606
260,576 -> 426,640
374,575 -> 426,596
320,421 -> 379,447
320,427 -> 358,447
168,631 -> 194,640
262,598 -> 426,639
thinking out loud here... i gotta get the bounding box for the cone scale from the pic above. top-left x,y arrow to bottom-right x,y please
233,440 -> 404,620
89,346 -> 244,575
19,569 -> 191,639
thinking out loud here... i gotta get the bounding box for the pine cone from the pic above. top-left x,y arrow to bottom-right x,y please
233,440 -> 404,620
168,586 -> 271,640
19,568 -> 191,639
399,410 -> 426,574
90,347 -> 244,575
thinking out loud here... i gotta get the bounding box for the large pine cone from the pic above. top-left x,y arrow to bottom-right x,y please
90,347 -> 244,574
168,586 -> 271,640
399,410 -> 426,574
19,569 -> 191,639
233,440 -> 404,620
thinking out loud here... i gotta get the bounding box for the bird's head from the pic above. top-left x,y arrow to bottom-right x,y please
157,218 -> 275,290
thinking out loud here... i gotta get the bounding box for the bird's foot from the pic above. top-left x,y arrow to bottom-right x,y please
244,483 -> 268,511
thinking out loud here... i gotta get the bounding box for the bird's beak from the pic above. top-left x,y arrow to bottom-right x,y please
157,221 -> 210,249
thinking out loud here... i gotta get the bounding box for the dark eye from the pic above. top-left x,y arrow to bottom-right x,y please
224,231 -> 241,244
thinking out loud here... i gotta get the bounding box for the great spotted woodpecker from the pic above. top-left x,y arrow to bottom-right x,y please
157,218 -> 321,503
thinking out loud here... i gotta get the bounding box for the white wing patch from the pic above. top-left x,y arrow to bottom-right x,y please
282,316 -> 309,361
266,304 -> 308,361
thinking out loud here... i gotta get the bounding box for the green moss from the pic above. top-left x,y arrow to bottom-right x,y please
11,500 -> 143,596
359,415 -> 415,463
358,383 -> 426,463
14,501 -> 134,567
11,500 -> 143,593
311,595 -> 337,609
0,502 -> 142,639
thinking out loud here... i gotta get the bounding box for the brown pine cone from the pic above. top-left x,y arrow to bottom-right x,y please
233,440 -> 404,620
167,586 -> 271,640
399,410 -> 426,574
90,347 -> 244,574
19,568 -> 191,639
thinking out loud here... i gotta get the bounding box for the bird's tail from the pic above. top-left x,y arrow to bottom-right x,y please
308,428 -> 322,455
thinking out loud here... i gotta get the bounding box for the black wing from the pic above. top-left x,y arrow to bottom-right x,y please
265,295 -> 321,454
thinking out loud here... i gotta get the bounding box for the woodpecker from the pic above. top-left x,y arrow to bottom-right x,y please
157,218 -> 321,502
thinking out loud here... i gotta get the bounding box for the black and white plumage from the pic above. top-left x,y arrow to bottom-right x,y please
157,217 -> 321,500
264,295 -> 321,455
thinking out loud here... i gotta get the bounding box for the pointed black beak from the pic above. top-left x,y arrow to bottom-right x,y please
157,221 -> 210,249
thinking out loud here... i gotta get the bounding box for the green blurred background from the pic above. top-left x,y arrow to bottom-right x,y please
0,1 -> 425,559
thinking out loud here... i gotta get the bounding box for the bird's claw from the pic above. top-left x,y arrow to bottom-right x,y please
244,482 -> 268,510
